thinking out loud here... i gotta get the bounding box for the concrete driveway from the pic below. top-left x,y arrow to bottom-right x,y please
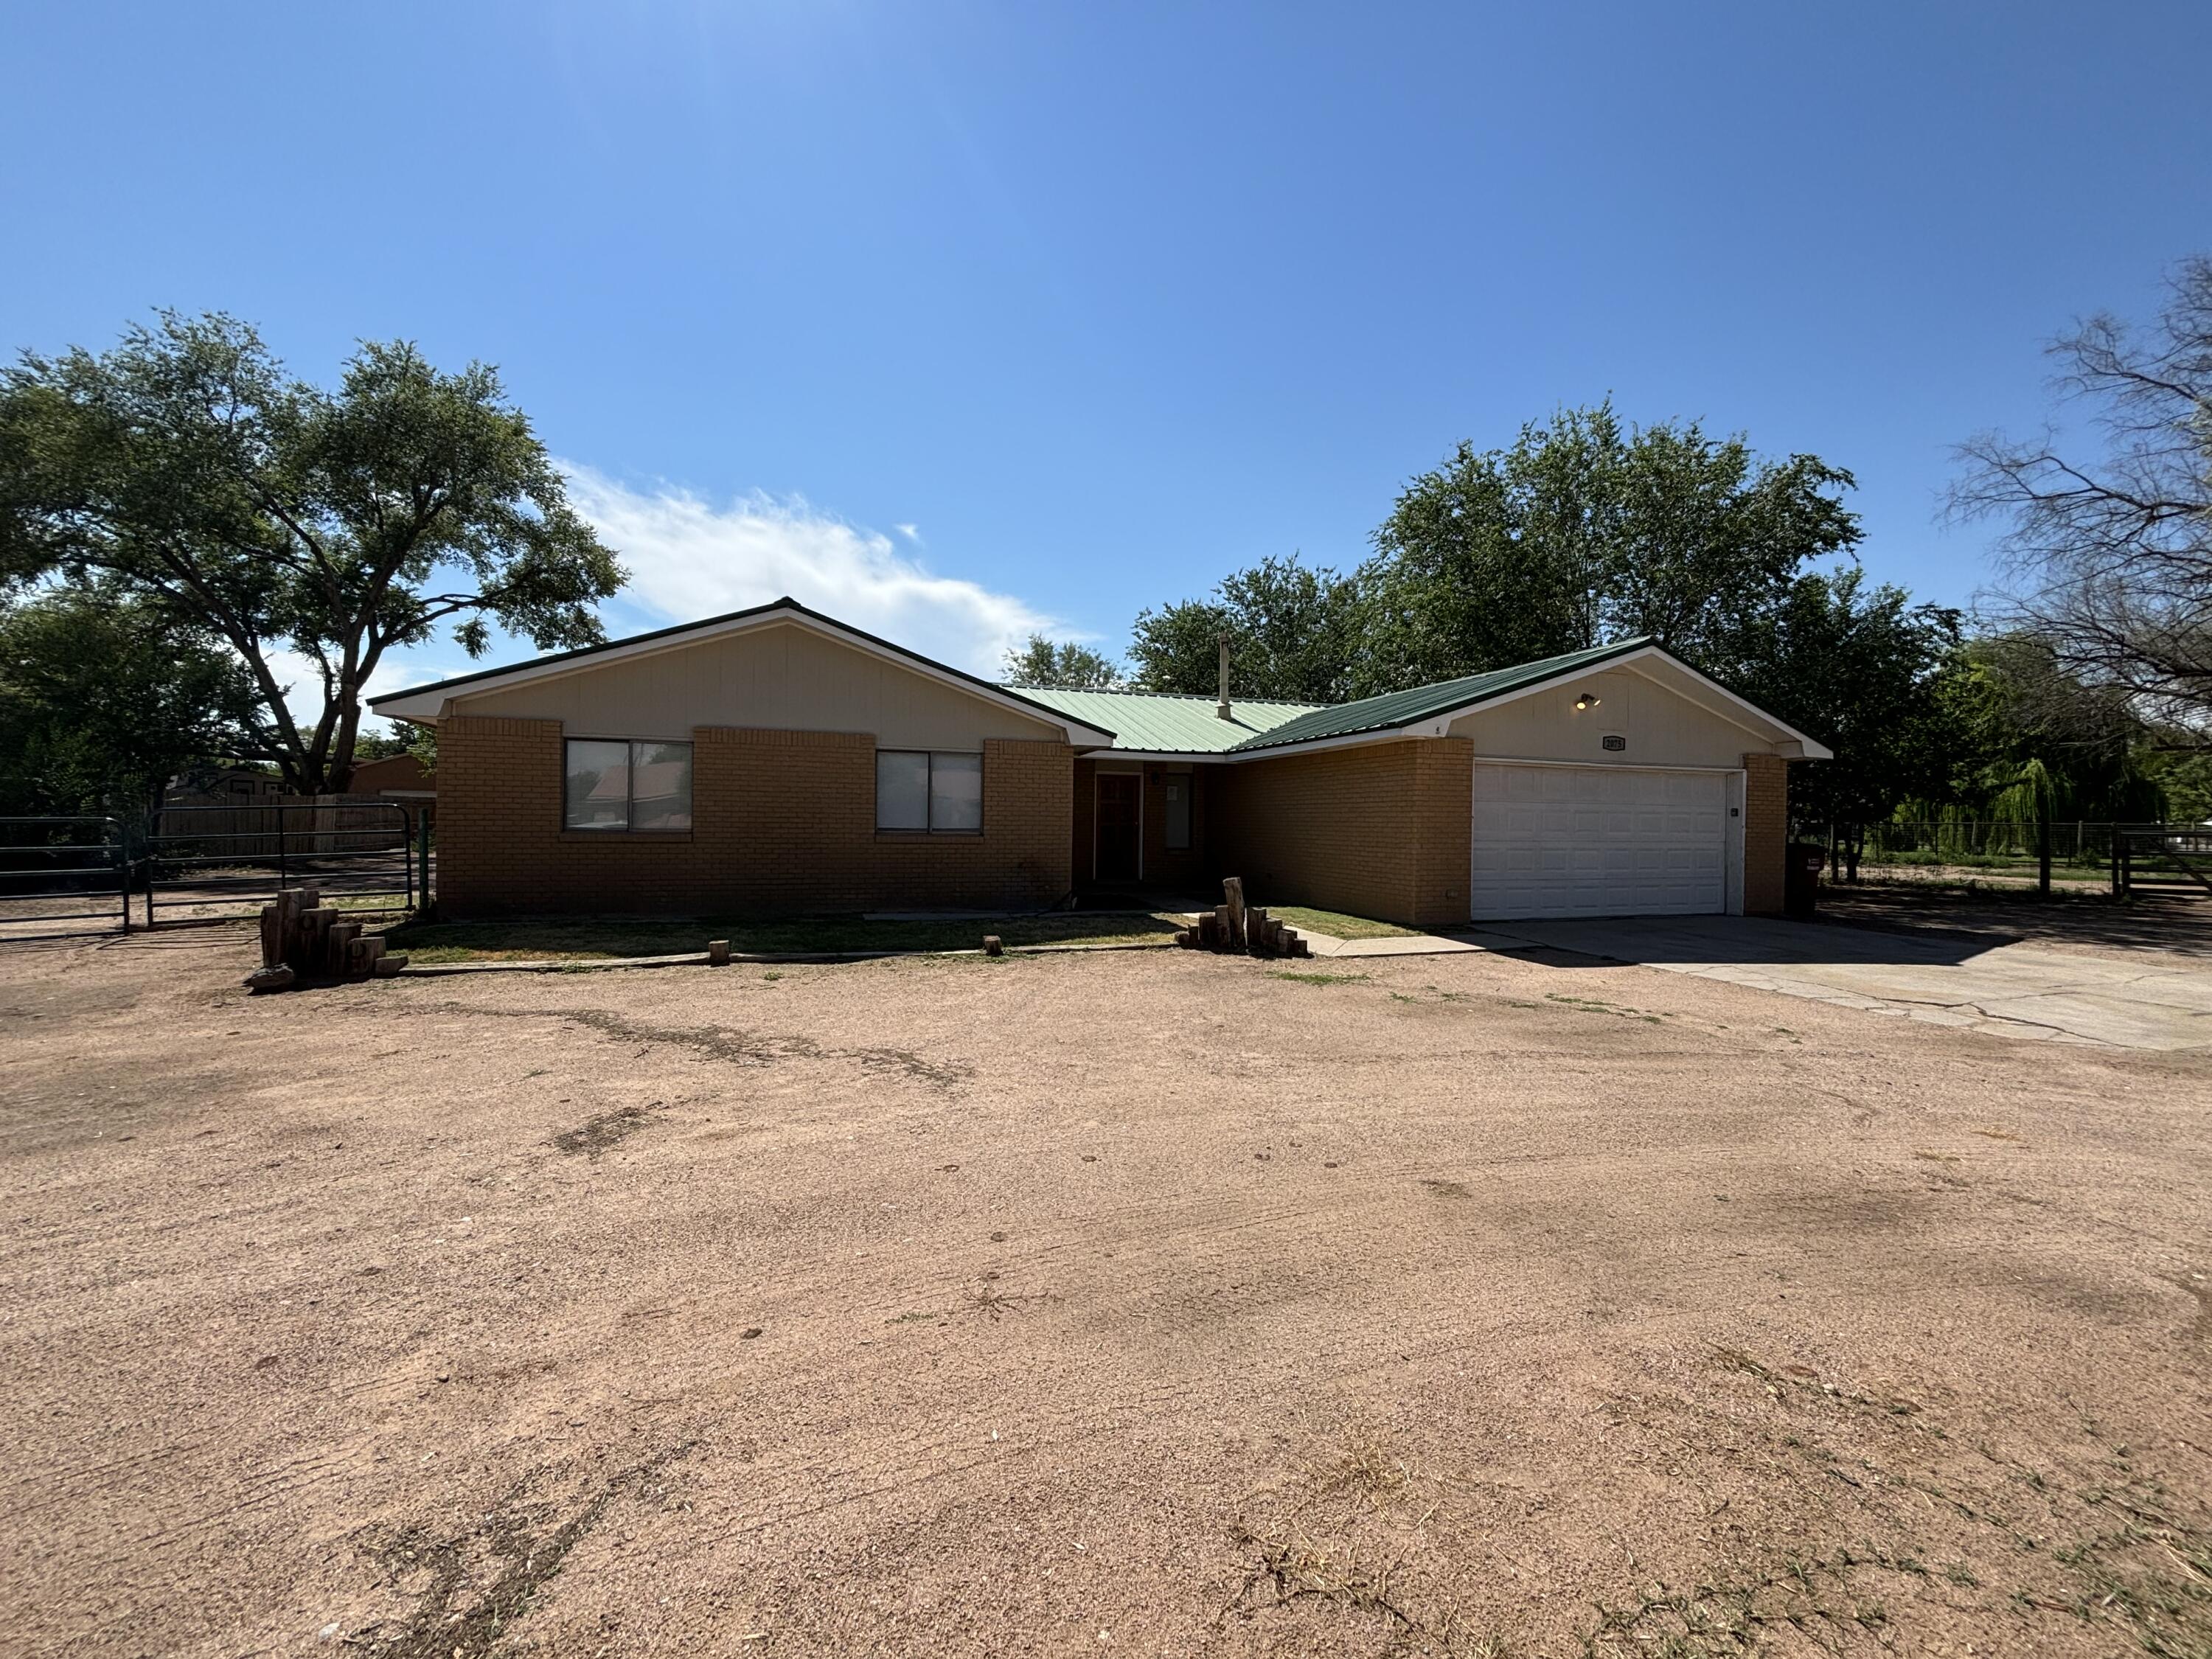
1467,914 -> 2212,1050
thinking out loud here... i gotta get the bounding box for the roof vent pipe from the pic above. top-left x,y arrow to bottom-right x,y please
1216,633 -> 1232,721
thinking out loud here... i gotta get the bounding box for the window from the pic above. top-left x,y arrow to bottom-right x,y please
877,750 -> 984,833
563,738 -> 692,831
1164,773 -> 1192,850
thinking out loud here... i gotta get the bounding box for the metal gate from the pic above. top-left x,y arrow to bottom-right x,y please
141,800 -> 421,927
0,816 -> 131,939
2118,824 -> 2212,899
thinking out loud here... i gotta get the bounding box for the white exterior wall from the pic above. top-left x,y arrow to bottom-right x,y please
451,620 -> 1064,748
1445,664 -> 1781,769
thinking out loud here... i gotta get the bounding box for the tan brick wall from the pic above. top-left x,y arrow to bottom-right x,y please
1742,751 -> 1789,916
438,716 -> 1072,916
1408,739 -> 1474,925
1210,737 -> 1472,928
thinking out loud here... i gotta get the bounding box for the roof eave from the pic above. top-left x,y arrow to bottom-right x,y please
1224,639 -> 1828,760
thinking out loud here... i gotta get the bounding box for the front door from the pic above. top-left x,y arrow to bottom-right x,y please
1095,773 -> 1141,882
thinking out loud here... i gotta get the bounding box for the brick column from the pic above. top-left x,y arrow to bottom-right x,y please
437,714 -> 566,914
1742,753 -> 1789,916
1410,737 -> 1474,928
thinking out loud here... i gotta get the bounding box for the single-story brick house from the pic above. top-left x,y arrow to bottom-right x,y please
369,597 -> 1828,925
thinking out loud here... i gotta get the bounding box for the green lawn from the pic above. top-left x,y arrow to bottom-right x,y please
1267,905 -> 1419,940
385,911 -> 1183,964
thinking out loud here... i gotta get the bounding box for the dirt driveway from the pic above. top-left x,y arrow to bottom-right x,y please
4,925 -> 2210,1657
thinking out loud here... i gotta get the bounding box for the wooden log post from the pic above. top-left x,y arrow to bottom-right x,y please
248,884 -> 408,988
327,919 -> 359,977
1222,877 -> 1247,950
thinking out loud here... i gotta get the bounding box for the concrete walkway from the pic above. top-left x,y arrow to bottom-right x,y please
1466,914 -> 2212,1051
1293,927 -> 1484,959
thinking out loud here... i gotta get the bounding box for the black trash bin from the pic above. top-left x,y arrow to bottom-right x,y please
1784,841 -> 1826,919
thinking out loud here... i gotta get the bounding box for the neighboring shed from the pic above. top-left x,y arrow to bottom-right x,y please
347,753 -> 434,799
346,753 -> 437,838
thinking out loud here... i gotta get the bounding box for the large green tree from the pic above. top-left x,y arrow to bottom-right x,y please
0,585 -> 257,815
1719,568 -> 1963,873
0,312 -> 624,793
1001,633 -> 1124,689
1127,554 -> 1357,701
1355,403 -> 1861,692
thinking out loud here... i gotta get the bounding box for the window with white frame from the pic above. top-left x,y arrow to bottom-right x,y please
563,739 -> 693,831
876,750 -> 983,833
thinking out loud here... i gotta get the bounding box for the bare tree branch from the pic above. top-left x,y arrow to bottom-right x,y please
1952,257 -> 2212,731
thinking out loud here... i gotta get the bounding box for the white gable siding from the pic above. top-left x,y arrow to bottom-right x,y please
1445,665 -> 1774,769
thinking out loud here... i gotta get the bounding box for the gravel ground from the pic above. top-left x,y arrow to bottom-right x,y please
4,924 -> 2210,1658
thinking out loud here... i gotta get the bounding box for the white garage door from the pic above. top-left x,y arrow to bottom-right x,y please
1470,763 -> 1728,920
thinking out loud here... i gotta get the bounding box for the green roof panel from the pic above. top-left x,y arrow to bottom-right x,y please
1012,639 -> 1659,757
1006,687 -> 1324,754
1227,637 -> 1654,753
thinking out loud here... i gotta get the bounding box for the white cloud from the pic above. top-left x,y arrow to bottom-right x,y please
263,646 -> 477,740
894,523 -> 922,543
561,466 -> 1046,675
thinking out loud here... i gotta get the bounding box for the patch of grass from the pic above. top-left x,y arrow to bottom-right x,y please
358,1442 -> 696,1658
1270,970 -> 1371,987
1389,984 -> 1472,1008
1545,991 -> 1665,1024
386,910 -> 1183,964
1267,905 -> 1419,940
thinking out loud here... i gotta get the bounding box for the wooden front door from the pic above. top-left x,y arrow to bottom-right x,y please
1095,773 -> 1141,882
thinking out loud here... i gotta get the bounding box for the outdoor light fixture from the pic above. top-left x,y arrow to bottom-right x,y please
1574,692 -> 1600,711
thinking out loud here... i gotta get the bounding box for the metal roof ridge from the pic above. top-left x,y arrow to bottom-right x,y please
1225,636 -> 1658,753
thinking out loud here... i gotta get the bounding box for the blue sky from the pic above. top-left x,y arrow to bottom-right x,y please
5,1 -> 2209,710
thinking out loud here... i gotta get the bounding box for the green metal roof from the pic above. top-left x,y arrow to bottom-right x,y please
1227,636 -> 1655,753
1012,639 -> 1652,755
1006,686 -> 1325,754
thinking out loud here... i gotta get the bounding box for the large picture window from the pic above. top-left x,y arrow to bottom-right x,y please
877,750 -> 983,833
563,738 -> 692,831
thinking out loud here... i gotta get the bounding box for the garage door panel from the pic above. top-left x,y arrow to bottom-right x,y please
1471,763 -> 1729,920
